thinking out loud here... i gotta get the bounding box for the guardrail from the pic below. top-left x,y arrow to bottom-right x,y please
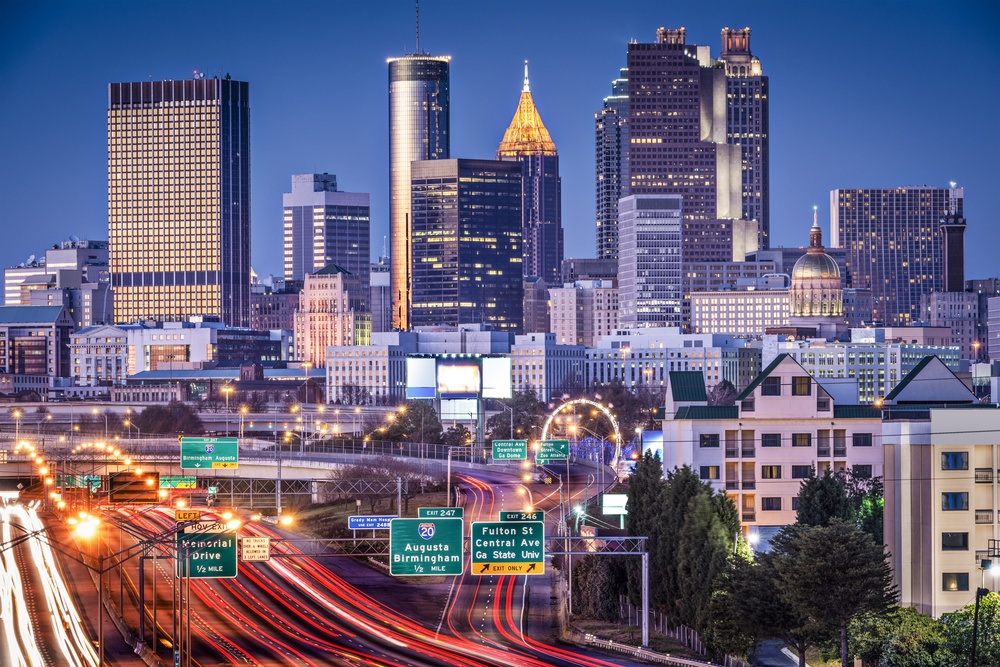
583,634 -> 724,666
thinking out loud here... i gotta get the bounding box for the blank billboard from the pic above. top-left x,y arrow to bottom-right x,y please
406,357 -> 437,399
481,356 -> 512,399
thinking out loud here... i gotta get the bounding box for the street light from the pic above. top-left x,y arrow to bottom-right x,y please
13,408 -> 21,441
239,406 -> 248,438
92,407 -> 108,440
222,386 -> 233,437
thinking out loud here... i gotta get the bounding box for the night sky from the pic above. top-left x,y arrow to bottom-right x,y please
1,0 -> 997,281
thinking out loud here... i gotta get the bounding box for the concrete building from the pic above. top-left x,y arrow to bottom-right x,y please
920,291 -> 979,360
549,280 -> 619,347
880,357 -> 996,617
522,277 -> 550,335
510,332 -> 586,401
410,159 -> 523,332
69,325 -> 130,387
718,27 -> 769,250
763,329 -> 961,404
691,287 -> 790,337
627,28 -> 756,267
658,356 -> 882,544
990,296 -> 1000,362
618,194 -> 683,328
966,278 -> 1000,360
108,78 -> 251,326
326,326 -> 513,405
388,53 -> 450,331
369,258 -> 391,334
830,185 -> 964,326
497,63 -> 562,284
595,67 -> 629,261
282,174 -> 370,308
586,328 -> 760,393
0,305 -> 74,378
560,258 -> 618,284
250,289 -> 299,332
293,264 -> 370,368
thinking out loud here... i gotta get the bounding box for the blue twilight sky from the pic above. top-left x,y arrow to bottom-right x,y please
1,0 -> 998,281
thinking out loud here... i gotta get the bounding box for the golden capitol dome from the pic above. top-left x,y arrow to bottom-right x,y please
497,61 -> 557,158
790,207 -> 843,319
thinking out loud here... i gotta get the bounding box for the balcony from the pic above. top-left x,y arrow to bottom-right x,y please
741,447 -> 755,458
742,511 -> 756,522
817,447 -> 831,457
834,448 -> 847,458
725,448 -> 739,459
742,480 -> 756,490
975,468 -> 994,484
725,480 -> 739,491
975,509 -> 994,524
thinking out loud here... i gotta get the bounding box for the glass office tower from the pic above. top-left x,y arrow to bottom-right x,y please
410,159 -> 522,332
388,55 -> 450,331
108,77 -> 251,326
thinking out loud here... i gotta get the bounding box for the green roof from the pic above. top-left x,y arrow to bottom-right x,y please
314,262 -> 352,276
0,305 -> 65,324
736,353 -> 790,401
833,405 -> 883,419
673,406 -> 739,420
669,371 -> 708,402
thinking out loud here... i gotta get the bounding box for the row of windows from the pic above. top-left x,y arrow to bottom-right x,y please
699,432 -> 873,448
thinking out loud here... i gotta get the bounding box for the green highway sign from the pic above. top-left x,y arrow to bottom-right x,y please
536,439 -> 569,460
175,525 -> 237,578
56,475 -> 101,490
500,510 -> 544,522
180,437 -> 238,470
491,439 -> 528,461
418,507 -> 465,519
160,476 -> 197,489
470,521 -> 545,576
389,518 -> 464,576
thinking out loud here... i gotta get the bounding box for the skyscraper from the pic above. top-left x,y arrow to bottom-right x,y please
388,54 -> 450,331
497,62 -> 562,285
410,159 -> 522,332
626,28 -> 753,268
719,27 -> 769,250
595,67 -> 629,261
617,195 -> 683,329
108,77 -> 250,326
830,185 -> 965,326
282,173 -> 370,310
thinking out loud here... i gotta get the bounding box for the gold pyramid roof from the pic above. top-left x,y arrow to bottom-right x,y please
497,62 -> 557,158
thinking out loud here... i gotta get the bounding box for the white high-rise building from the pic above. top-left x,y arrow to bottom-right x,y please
618,195 -> 682,328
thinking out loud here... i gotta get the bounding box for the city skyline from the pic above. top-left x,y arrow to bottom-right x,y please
1,0 -> 998,283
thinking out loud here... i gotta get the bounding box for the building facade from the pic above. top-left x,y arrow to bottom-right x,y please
388,54 -> 450,331
920,291 -> 979,360
595,67 -> 629,261
618,195 -> 683,328
369,258 -> 392,334
409,159 -> 523,332
549,280 -> 619,347
282,174 -> 370,308
627,28 -> 754,268
0,305 -> 74,378
718,27 -> 769,250
108,78 -> 251,326
690,288 -> 790,336
586,329 -> 760,393
69,324 -> 130,386
659,356 -> 882,543
830,186 -> 964,326
293,265 -> 370,368
497,63 -> 562,284
510,333 -> 586,401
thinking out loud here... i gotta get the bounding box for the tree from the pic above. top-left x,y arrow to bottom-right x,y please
795,468 -> 852,527
940,591 -> 1000,667
442,423 -> 472,448
380,400 -> 443,444
850,606 -> 950,667
706,379 -> 738,406
572,555 -> 626,622
676,491 -> 731,633
134,401 -> 204,435
624,450 -> 663,606
707,557 -> 791,666
484,390 -> 547,442
656,466 -> 708,617
770,520 -> 896,667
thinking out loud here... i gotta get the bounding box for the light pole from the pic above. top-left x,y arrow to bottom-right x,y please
301,360 -> 312,404
93,407 -> 108,440
239,405 -> 248,438
222,386 -> 233,437
13,408 -> 21,441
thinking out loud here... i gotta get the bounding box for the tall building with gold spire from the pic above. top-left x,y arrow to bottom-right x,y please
497,62 -> 562,285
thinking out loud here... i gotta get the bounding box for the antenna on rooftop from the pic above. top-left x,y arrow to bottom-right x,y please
415,0 -> 419,53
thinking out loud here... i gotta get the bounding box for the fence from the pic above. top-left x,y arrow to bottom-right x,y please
619,597 -> 747,667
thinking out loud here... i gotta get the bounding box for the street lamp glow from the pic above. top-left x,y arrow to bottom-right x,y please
222,511 -> 233,520
226,519 -> 241,530
279,515 -> 294,526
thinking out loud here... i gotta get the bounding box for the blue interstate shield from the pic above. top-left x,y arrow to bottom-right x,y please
418,523 -> 435,540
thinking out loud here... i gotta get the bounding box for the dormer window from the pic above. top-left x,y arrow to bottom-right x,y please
761,376 -> 781,396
